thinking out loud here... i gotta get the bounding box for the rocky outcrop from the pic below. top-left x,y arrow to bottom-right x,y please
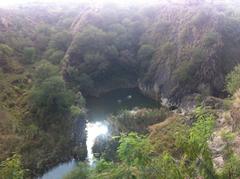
231,90 -> 240,130
139,5 -> 240,103
208,90 -> 240,171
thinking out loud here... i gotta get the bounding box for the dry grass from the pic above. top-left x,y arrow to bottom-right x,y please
148,114 -> 178,135
0,110 -> 22,160
233,89 -> 240,108
148,114 -> 187,156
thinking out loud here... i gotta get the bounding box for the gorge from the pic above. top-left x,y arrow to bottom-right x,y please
1,1 -> 240,178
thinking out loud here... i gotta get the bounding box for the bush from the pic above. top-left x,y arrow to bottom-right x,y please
49,31 -> 72,51
161,42 -> 175,55
0,154 -> 25,179
64,163 -> 89,179
137,44 -> 155,73
219,154 -> 240,178
137,44 -> 155,61
65,108 -> 217,179
111,108 -> 169,133
30,76 -> 74,127
0,44 -> 13,57
173,60 -> 193,83
226,64 -> 240,95
48,50 -> 65,64
23,47 -> 36,64
34,60 -> 59,84
70,105 -> 85,118
203,32 -> 220,47
117,132 -> 152,166
67,67 -> 94,92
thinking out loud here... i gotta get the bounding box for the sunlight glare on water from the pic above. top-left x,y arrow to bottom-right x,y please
86,122 -> 108,165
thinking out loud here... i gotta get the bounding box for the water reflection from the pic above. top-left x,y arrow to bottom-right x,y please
40,88 -> 159,178
86,88 -> 160,122
39,159 -> 76,179
86,122 -> 108,165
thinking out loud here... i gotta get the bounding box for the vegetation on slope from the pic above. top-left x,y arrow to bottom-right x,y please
65,108 -> 217,178
65,60 -> 240,178
66,105 -> 240,179
64,4 -> 240,102
226,64 -> 240,95
1,1 -> 240,178
0,5 -> 87,177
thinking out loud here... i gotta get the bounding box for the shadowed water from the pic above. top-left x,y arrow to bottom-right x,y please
40,88 -> 160,179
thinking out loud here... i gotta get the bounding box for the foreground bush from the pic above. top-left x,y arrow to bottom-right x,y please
65,107 -> 238,179
226,64 -> 240,95
0,154 -> 25,179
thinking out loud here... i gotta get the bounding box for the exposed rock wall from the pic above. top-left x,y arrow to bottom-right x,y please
208,90 -> 240,171
64,4 -> 240,103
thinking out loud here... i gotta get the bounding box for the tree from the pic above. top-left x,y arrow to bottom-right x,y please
48,31 -> 72,51
0,44 -> 13,57
72,26 -> 109,53
47,50 -> 65,65
137,44 -> 155,73
23,47 -> 36,64
137,44 -> 155,62
34,60 -> 58,84
30,76 -> 74,128
0,44 -> 14,70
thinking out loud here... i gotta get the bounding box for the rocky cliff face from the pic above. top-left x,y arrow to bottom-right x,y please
139,5 -> 240,103
208,90 -> 240,171
64,4 -> 240,103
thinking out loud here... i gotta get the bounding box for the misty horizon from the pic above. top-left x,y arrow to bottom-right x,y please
0,0 -> 236,8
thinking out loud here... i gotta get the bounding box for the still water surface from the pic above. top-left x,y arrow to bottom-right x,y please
40,88 -> 159,179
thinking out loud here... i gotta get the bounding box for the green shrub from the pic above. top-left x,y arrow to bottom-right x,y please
49,31 -> 72,51
0,44 -> 13,57
30,76 -> 74,128
226,64 -> 240,95
219,154 -> 240,179
70,106 -> 85,118
65,108 -> 217,179
117,132 -> 152,166
47,50 -> 65,65
23,47 -> 36,64
0,154 -> 25,179
203,32 -> 220,47
161,42 -> 175,56
137,44 -> 155,62
23,124 -> 39,140
111,108 -> 169,133
67,67 -> 94,92
64,163 -> 89,179
34,60 -> 59,84
176,107 -> 216,178
173,60 -> 193,83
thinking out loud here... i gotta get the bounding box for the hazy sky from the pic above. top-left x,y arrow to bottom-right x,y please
0,0 -> 232,7
0,0 -> 160,7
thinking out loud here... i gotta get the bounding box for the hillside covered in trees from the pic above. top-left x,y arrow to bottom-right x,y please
1,0 -> 240,178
